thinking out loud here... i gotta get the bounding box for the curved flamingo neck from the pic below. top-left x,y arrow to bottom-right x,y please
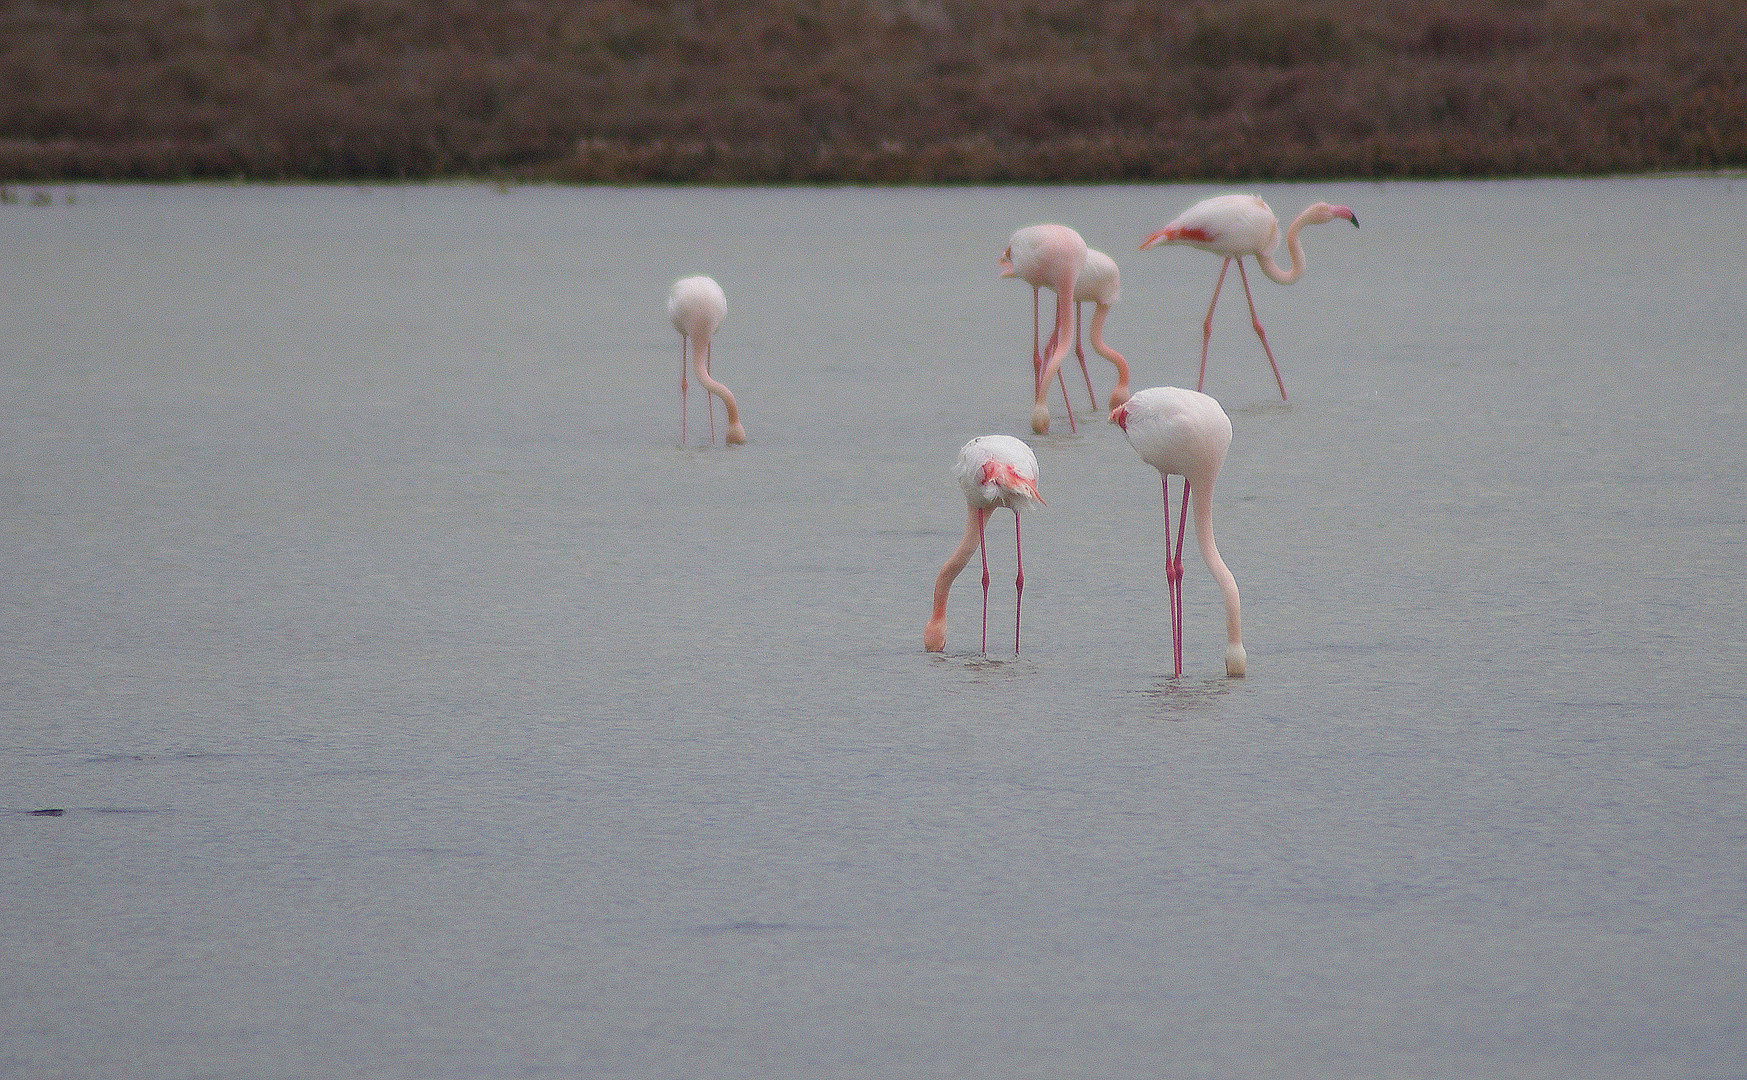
1087,304 -> 1129,397
690,333 -> 741,429
1190,481 -> 1243,657
925,507 -> 983,651
1031,269 -> 1079,433
1254,206 -> 1318,286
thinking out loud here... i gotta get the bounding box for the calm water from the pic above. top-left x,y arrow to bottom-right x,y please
3,177 -> 1744,1079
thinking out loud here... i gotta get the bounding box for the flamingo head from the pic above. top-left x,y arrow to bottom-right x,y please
998,245 -> 1016,278
1110,401 -> 1131,430
1310,203 -> 1359,228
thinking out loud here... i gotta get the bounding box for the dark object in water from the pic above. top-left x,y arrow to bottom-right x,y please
30,808 -> 64,816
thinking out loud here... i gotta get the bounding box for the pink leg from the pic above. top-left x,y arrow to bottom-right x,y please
1199,258 -> 1231,393
977,508 -> 991,655
1040,300 -> 1077,433
1075,301 -> 1097,409
1174,478 -> 1191,677
1163,476 -> 1188,678
1012,510 -> 1025,655
704,342 -> 717,443
1235,259 -> 1288,401
1031,286 -> 1043,393
679,337 -> 689,446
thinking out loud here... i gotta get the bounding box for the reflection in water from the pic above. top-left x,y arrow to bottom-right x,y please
1131,676 -> 1236,719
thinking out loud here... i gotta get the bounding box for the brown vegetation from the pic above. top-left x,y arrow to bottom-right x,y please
2,0 -> 1744,182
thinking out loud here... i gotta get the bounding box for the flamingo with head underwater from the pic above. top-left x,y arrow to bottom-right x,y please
1141,194 -> 1357,400
1000,224 -> 1085,435
924,435 -> 1045,656
1111,386 -> 1246,678
666,275 -> 746,446
1071,247 -> 1132,412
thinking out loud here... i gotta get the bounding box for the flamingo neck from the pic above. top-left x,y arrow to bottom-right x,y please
690,333 -> 743,435
1190,481 -> 1244,667
925,507 -> 984,652
1031,272 -> 1079,433
1255,208 -> 1316,286
1087,304 -> 1129,402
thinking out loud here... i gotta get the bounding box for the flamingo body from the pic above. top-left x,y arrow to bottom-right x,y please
1074,247 -> 1122,305
1145,193 -> 1283,261
667,275 -> 745,446
1140,194 -> 1357,399
1000,224 -> 1086,434
924,435 -> 1044,655
1111,387 -> 1245,677
1071,248 -> 1132,410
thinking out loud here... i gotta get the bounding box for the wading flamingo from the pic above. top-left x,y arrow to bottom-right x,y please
924,435 -> 1045,656
667,275 -> 746,446
1000,224 -> 1085,435
1140,194 -> 1357,400
1111,387 -> 1246,678
1072,247 -> 1132,412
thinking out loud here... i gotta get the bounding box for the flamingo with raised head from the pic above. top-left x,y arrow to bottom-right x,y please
999,224 -> 1085,435
1072,247 -> 1132,412
924,435 -> 1045,656
666,275 -> 746,446
1111,386 -> 1246,678
1140,194 -> 1357,400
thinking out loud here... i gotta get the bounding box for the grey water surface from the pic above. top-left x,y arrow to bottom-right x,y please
3,177 -> 1744,1079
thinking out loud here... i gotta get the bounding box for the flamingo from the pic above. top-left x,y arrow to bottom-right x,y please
924,435 -> 1045,656
1111,386 -> 1246,678
666,275 -> 746,446
999,223 -> 1085,435
1140,194 -> 1358,400
1071,247 -> 1132,412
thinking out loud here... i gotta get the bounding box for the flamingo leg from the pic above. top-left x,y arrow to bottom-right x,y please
1199,258 -> 1231,393
679,335 -> 689,446
1031,286 -> 1043,394
1074,300 -> 1097,409
1175,478 -> 1192,677
977,508 -> 992,655
1041,297 -> 1077,434
1235,258 -> 1288,401
1163,476 -> 1190,677
1012,510 -> 1025,655
704,341 -> 717,443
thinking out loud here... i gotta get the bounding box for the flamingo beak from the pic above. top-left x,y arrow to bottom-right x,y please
1337,206 -> 1359,227
998,247 -> 1015,278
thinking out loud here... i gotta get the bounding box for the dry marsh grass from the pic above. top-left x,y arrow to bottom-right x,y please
2,0 -> 1743,181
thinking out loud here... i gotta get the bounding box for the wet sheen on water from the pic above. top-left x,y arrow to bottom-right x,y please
3,178 -> 1745,1079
